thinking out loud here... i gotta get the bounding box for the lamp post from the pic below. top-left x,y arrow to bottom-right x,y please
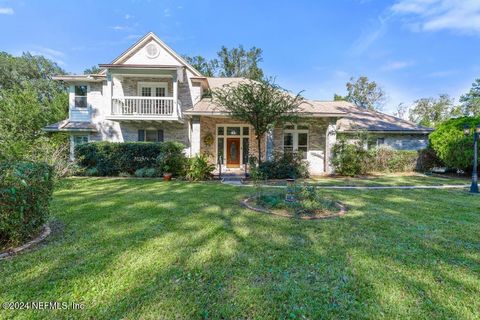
464,124 -> 480,193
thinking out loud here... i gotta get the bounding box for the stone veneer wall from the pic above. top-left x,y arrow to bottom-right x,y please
120,77 -> 174,97
119,122 -> 189,147
272,118 -> 329,174
343,133 -> 429,150
199,117 -> 265,163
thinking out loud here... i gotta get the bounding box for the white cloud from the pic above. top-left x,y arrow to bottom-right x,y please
0,7 -> 14,15
350,12 -> 392,55
391,0 -> 480,34
382,60 -> 414,71
124,14 -> 131,19
163,8 -> 171,17
111,25 -> 129,31
35,46 -> 64,58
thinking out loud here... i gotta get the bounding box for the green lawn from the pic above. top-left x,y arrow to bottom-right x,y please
1,177 -> 479,319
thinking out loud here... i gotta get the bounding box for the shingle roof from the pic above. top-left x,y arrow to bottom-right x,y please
43,120 -> 97,132
185,98 -> 432,133
206,77 -> 248,89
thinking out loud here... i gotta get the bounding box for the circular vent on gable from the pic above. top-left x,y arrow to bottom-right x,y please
145,43 -> 159,59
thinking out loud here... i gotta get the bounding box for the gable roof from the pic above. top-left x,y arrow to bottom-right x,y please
104,32 -> 202,76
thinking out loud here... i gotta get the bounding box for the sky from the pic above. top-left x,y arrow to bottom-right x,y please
1,0 -> 480,115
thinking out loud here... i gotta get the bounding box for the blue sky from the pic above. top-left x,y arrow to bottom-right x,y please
1,0 -> 480,114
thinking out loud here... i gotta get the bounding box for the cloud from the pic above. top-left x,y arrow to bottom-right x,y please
111,25 -> 129,31
382,60 -> 414,71
124,14 -> 131,19
125,34 -> 142,40
427,69 -> 458,77
0,7 -> 14,15
34,46 -> 65,58
391,0 -> 480,34
163,8 -> 171,17
350,12 -> 392,55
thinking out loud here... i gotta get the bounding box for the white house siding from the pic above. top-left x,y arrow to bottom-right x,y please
272,119 -> 331,175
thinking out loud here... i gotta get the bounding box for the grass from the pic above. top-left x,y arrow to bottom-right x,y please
0,177 -> 479,319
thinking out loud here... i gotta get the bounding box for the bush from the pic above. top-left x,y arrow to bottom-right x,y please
0,162 -> 54,247
186,154 -> 215,181
332,138 -> 369,176
429,116 -> 480,171
416,147 -> 444,172
134,168 -> 157,178
255,152 -> 309,179
156,141 -> 187,177
366,146 -> 418,173
75,141 -> 186,176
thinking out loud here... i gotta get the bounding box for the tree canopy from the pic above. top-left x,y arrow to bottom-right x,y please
345,76 -> 385,110
183,45 -> 264,81
0,51 -> 68,162
83,65 -> 102,75
408,94 -> 456,128
459,79 -> 480,116
213,79 -> 303,162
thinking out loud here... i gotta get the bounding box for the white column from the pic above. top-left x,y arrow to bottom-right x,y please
190,116 -> 201,156
172,72 -> 178,118
325,119 -> 337,174
105,73 -> 113,115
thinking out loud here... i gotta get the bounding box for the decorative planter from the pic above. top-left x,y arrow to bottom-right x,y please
163,173 -> 172,181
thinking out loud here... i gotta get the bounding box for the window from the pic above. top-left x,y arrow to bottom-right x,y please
73,135 -> 88,146
74,85 -> 87,108
283,124 -> 309,159
138,83 -> 168,97
227,127 -> 241,135
217,138 -> 224,163
377,138 -> 385,147
138,129 -> 164,142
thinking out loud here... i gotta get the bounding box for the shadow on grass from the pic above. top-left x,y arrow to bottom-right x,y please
1,178 -> 479,319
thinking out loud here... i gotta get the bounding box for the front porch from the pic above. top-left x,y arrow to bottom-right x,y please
193,116 -> 337,174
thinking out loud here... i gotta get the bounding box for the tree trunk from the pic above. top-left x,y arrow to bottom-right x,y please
257,135 -> 262,164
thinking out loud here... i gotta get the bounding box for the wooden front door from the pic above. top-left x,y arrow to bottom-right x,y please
226,138 -> 241,168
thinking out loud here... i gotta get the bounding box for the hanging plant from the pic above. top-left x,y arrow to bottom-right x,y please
203,133 -> 214,146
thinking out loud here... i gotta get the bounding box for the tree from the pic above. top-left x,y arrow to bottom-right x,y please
345,76 -> 385,110
182,55 -> 217,77
182,45 -> 264,80
217,46 -> 263,81
429,116 -> 480,171
333,94 -> 346,101
83,65 -> 102,75
408,94 -> 454,127
459,79 -> 480,116
393,102 -> 409,120
213,78 -> 303,162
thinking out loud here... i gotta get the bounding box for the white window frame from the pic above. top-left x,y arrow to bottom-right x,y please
137,81 -> 169,97
282,124 -> 309,159
70,135 -> 89,160
71,84 -> 89,109
215,124 -> 251,167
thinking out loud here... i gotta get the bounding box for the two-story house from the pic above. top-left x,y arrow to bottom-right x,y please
44,32 -> 432,174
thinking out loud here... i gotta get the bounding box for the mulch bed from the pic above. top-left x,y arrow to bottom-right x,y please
241,196 -> 347,220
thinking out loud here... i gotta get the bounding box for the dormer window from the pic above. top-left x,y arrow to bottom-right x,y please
74,85 -> 88,108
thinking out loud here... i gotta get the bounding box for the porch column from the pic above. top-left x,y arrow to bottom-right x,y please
172,72 -> 179,118
105,72 -> 113,115
325,119 -> 337,174
190,116 -> 201,156
266,128 -> 274,160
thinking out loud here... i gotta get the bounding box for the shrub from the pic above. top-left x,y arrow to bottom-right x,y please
156,141 -> 187,177
0,162 -> 54,247
429,116 -> 480,171
366,146 -> 418,173
118,171 -> 132,178
134,168 -> 157,178
186,154 -> 215,181
332,138 -> 369,176
75,141 -> 186,176
256,152 -> 309,179
416,147 -> 444,172
84,167 -> 99,176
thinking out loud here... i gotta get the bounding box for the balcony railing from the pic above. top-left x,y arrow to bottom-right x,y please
111,96 -> 178,117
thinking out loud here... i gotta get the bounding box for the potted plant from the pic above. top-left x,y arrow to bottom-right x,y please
163,165 -> 172,181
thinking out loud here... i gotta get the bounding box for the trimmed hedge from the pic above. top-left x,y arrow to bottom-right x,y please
75,141 -> 186,176
252,152 -> 309,179
365,147 -> 419,173
0,162 -> 54,247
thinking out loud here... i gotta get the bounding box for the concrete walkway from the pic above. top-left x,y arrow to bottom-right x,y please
221,179 -> 470,189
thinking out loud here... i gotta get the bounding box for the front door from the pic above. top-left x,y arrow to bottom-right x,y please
226,138 -> 241,168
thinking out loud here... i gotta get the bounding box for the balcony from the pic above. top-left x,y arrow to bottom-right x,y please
108,96 -> 181,121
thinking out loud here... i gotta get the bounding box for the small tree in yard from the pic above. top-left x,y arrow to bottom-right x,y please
213,79 -> 303,163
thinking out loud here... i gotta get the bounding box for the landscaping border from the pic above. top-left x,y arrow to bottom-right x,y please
241,196 -> 347,220
0,224 -> 51,260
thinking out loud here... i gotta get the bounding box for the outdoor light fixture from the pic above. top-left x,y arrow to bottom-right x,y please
464,124 -> 479,193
